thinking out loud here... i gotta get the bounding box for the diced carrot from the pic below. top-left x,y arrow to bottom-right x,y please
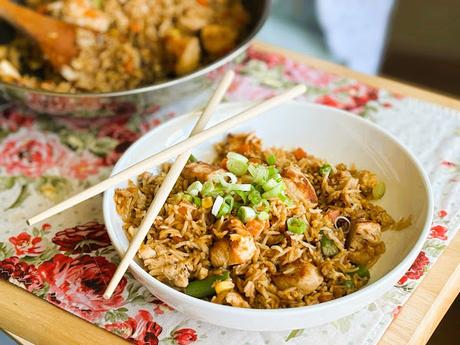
84,9 -> 99,18
197,0 -> 208,6
130,22 -> 142,33
293,148 -> 307,160
124,59 -> 134,74
220,158 -> 228,169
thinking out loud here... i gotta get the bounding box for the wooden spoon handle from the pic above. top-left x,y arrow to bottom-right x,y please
0,0 -> 78,68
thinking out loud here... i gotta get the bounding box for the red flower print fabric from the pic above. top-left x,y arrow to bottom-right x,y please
52,221 -> 111,253
0,131 -> 67,177
172,328 -> 198,345
398,251 -> 430,285
105,310 -> 162,345
38,254 -> 126,321
9,232 -> 45,256
430,225 -> 448,240
0,256 -> 43,292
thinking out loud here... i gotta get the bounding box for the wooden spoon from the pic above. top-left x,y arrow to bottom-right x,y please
0,0 -> 78,70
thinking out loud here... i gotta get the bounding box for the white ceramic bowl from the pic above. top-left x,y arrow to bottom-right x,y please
103,101 -> 433,331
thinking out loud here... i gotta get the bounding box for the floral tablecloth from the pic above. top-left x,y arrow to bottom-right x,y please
0,47 -> 459,345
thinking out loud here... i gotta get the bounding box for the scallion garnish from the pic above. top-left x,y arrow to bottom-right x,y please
248,164 -> 268,184
187,181 -> 203,196
188,154 -> 198,163
237,206 -> 256,223
356,265 -> 370,278
257,211 -> 269,221
319,164 -> 332,176
193,196 -> 202,207
372,181 -> 386,200
262,178 -> 279,192
230,183 -> 252,192
266,154 -> 276,165
211,195 -> 224,216
201,181 -> 215,196
287,217 -> 307,234
262,184 -> 284,199
248,189 -> 262,205
226,152 -> 249,176
182,194 -> 193,203
320,233 -> 339,257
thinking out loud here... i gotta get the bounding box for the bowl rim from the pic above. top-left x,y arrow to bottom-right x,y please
0,1 -> 270,98
103,101 -> 433,317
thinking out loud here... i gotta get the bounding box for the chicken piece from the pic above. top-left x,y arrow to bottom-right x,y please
178,5 -> 212,32
182,162 -> 223,182
224,291 -> 251,308
228,233 -> 256,265
348,222 -> 382,249
273,261 -> 323,294
282,166 -> 318,206
164,29 -> 201,75
245,219 -> 266,239
209,240 -> 230,268
209,231 -> 257,267
162,262 -> 190,288
325,209 -> 341,223
347,222 -> 385,266
201,24 -> 238,56
225,217 -> 247,235
223,133 -> 262,158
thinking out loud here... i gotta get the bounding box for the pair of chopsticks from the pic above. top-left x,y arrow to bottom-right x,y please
27,71 -> 306,299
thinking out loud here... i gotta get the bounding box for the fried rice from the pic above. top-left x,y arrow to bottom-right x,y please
114,133 -> 409,309
0,0 -> 249,92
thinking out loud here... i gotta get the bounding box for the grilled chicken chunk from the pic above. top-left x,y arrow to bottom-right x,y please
273,261 -> 323,293
282,166 -> 318,206
209,232 -> 256,267
182,162 -> 223,182
347,222 -> 385,266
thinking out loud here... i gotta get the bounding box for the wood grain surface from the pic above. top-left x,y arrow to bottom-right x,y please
1,40 -> 459,345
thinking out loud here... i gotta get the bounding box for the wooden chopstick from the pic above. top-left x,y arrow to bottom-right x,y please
27,84 -> 306,226
103,70 -> 235,298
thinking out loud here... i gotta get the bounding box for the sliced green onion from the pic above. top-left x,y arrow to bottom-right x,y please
226,152 -> 249,176
279,194 -> 294,207
187,181 -> 203,196
262,184 -> 284,199
185,271 -> 230,298
224,195 -> 234,210
356,265 -> 370,278
201,181 -> 215,196
193,196 -> 202,207
254,199 -> 270,212
267,166 -> 279,179
248,164 -> 268,184
266,154 -> 276,165
319,164 -> 332,176
234,190 -> 248,203
287,217 -> 307,234
257,211 -> 269,221
237,206 -> 256,223
215,172 -> 237,187
217,202 -> 231,217
262,178 -> 279,191
188,154 -> 198,163
321,234 -> 339,257
372,181 -> 386,200
230,183 -> 252,192
248,189 -> 262,205
182,194 -> 193,203
217,195 -> 234,217
211,196 -> 224,216
343,280 -> 354,289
